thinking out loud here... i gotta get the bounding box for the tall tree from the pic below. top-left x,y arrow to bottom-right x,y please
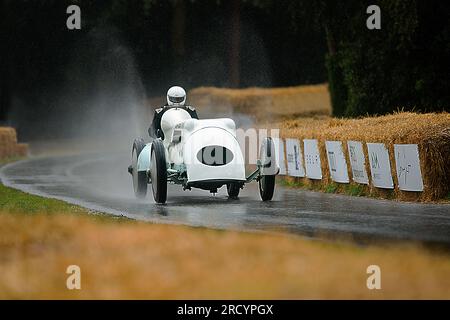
229,0 -> 241,87
0,0 -> 10,122
171,0 -> 187,58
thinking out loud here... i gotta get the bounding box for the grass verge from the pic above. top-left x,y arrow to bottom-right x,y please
278,177 -> 399,200
0,156 -> 25,166
0,183 -> 449,299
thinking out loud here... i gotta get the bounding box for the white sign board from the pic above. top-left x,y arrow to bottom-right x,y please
347,141 -> 369,185
325,141 -> 349,183
366,143 -> 394,189
394,144 -> 424,192
303,139 -> 322,180
285,138 -> 305,177
272,137 -> 287,175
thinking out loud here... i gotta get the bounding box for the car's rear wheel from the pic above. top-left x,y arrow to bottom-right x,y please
132,138 -> 147,198
227,183 -> 240,199
150,140 -> 167,204
259,137 -> 276,201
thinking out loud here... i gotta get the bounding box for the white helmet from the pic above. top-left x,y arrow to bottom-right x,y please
167,86 -> 186,106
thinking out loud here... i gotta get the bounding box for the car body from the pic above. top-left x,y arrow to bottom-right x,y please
129,107 -> 278,203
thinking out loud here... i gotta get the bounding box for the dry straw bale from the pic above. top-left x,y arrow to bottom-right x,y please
0,127 -> 28,158
0,127 -> 17,158
278,112 -> 450,202
15,143 -> 29,157
189,84 -> 332,121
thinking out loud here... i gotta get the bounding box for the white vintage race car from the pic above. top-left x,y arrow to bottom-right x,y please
127,107 -> 279,204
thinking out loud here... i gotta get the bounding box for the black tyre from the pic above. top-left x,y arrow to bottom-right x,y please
227,183 -> 240,199
150,139 -> 167,204
259,174 -> 275,201
259,137 -> 276,201
131,138 -> 147,198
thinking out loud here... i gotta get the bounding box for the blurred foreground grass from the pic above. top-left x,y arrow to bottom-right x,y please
0,183 -> 449,299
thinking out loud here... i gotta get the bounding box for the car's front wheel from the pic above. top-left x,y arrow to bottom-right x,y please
259,137 -> 276,201
150,140 -> 167,204
131,138 -> 147,198
259,174 -> 275,201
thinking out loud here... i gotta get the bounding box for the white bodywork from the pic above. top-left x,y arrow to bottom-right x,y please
137,108 -> 246,184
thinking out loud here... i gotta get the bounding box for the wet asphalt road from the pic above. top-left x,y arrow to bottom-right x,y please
1,152 -> 449,245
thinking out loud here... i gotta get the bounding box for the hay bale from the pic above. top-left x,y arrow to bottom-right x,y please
278,112 -> 450,202
0,127 -> 17,144
189,84 -> 332,120
14,143 -> 29,157
0,127 -> 17,158
0,127 -> 27,159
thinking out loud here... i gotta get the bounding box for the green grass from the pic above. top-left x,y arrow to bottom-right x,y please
0,183 -> 128,223
277,177 -> 303,188
325,183 -> 338,193
343,184 -> 366,197
0,156 -> 25,166
278,177 -> 383,200
0,158 -> 85,214
0,183 -> 86,214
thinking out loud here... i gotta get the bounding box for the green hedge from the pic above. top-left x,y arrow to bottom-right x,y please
326,54 -> 348,117
326,0 -> 450,117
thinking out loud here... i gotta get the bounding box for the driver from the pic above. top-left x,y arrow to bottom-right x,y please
148,86 -> 198,139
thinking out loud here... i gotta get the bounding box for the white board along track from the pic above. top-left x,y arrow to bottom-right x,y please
303,139 -> 322,180
272,137 -> 287,175
347,141 -> 369,185
325,141 -> 349,183
394,144 -> 424,192
366,143 -> 394,189
285,138 -> 305,177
